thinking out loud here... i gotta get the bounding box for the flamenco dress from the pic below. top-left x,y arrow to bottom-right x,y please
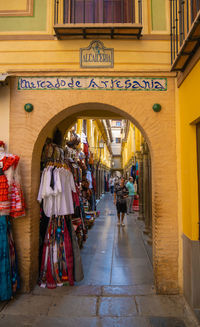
0,155 -> 22,301
0,215 -> 12,301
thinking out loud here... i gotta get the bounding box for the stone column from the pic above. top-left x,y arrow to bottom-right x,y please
147,152 -> 153,244
99,166 -> 102,198
101,168 -> 104,195
94,163 -> 98,200
136,150 -> 144,220
143,142 -> 151,234
100,167 -> 103,197
97,165 -> 100,199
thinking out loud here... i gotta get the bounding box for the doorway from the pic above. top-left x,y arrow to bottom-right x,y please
37,116 -> 153,288
9,78 -> 179,294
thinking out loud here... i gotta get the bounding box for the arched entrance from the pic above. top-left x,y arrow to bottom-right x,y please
9,77 -> 178,294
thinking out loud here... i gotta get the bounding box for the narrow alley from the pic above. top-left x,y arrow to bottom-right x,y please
79,193 -> 153,286
0,194 -> 198,327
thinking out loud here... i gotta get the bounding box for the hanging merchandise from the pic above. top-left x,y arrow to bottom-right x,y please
133,195 -> 139,211
133,169 -> 139,211
37,163 -> 76,218
37,158 -> 84,287
88,152 -> 94,165
81,132 -> 87,144
65,145 -> 88,244
37,122 -> 102,289
136,162 -> 139,180
0,141 -> 25,301
39,215 -> 73,288
38,136 -> 88,289
66,128 -> 80,149
131,164 -> 137,182
83,143 -> 89,157
86,169 -> 93,189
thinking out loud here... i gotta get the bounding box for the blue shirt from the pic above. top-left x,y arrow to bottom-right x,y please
126,181 -> 135,196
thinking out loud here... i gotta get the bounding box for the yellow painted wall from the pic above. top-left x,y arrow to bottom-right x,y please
0,0 -> 171,72
0,0 -> 27,11
178,60 -> 200,240
0,39 -> 171,73
93,121 -> 111,168
0,84 -> 10,149
76,119 -> 82,135
0,0 -> 171,70
135,126 -> 143,152
122,124 -> 143,169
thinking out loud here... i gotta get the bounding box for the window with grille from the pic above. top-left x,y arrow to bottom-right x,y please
191,0 -> 200,23
64,0 -> 135,24
115,138 -> 121,143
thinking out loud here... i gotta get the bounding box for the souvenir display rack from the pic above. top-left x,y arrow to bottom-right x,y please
37,129 -> 100,288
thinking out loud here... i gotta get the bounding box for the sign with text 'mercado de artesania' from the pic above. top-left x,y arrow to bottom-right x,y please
80,40 -> 114,68
18,77 -> 167,91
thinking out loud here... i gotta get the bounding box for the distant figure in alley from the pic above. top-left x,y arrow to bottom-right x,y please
114,177 -> 129,227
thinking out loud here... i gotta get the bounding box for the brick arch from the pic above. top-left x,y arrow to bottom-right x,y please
10,77 -> 178,294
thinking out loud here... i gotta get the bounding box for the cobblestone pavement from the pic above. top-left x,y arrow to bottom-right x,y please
0,194 -> 199,327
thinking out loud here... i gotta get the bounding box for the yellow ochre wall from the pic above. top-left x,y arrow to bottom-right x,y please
178,61 -> 200,241
0,0 -> 171,73
122,125 -> 143,169
0,39 -> 171,73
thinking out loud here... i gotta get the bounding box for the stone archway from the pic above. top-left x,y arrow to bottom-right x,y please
9,76 -> 178,294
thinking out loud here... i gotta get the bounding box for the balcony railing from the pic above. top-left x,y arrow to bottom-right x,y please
170,0 -> 200,71
54,0 -> 143,39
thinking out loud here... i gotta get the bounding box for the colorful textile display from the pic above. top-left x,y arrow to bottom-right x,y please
38,157 -> 84,288
133,194 -> 139,211
38,133 -> 100,289
0,154 -> 25,217
37,164 -> 76,218
0,216 -> 13,301
39,215 -> 74,288
0,141 -> 24,301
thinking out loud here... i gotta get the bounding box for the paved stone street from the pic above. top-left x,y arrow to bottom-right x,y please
0,194 -> 199,327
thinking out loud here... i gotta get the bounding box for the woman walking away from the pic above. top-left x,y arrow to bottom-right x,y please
114,177 -> 129,227
126,177 -> 135,214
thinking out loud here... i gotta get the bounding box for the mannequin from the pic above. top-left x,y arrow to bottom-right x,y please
0,141 -> 25,301
0,141 -> 9,202
0,142 -> 5,159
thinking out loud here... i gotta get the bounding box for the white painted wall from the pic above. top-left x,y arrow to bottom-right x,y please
113,157 -> 121,169
111,126 -> 122,155
111,143 -> 121,155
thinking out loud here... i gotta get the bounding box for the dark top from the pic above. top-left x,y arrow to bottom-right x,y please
114,184 -> 129,204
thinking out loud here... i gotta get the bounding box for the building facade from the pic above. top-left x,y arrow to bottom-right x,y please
1,1 -> 199,316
